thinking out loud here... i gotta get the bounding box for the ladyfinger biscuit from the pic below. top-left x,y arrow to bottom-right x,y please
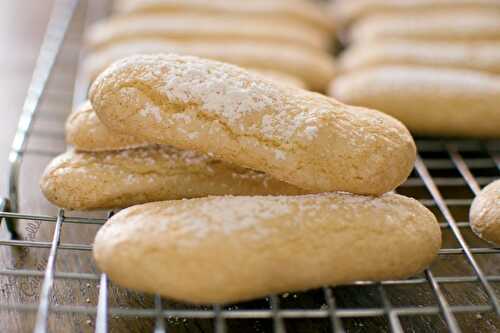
335,0 -> 500,26
114,0 -> 334,33
470,180 -> 500,245
66,101 -> 150,151
330,66 -> 500,138
86,13 -> 329,51
68,75 -> 306,153
94,193 -> 441,304
66,79 -> 298,153
83,39 -> 334,90
339,40 -> 500,75
90,54 -> 416,195
40,146 -> 305,210
349,10 -> 500,43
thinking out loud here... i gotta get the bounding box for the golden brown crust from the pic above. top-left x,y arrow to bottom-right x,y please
114,0 -> 335,33
93,193 -> 441,304
83,39 -> 334,91
470,180 -> 500,245
66,101 -> 150,151
335,0 -> 500,26
339,40 -> 500,75
86,13 -> 330,51
249,69 -> 306,90
90,54 -> 416,195
349,10 -> 500,43
40,147 -> 306,210
330,66 -> 500,138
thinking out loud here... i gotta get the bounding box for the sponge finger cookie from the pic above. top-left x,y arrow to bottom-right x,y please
114,0 -> 334,33
66,72 -> 315,153
249,70 -> 306,90
470,180 -> 500,245
66,101 -> 150,151
83,39 -> 334,91
330,66 -> 500,138
40,146 -> 305,210
86,13 -> 330,51
90,54 -> 416,195
336,0 -> 500,26
339,40 -> 500,75
349,10 -> 500,43
93,193 -> 441,304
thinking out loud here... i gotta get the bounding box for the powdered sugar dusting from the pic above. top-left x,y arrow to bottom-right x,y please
470,179 -> 500,236
187,132 -> 199,140
153,196 -> 294,244
139,101 -> 162,122
126,174 -> 136,183
114,54 -> 327,143
53,145 -> 296,194
115,192 -> 413,248
275,150 -> 286,160
304,126 -> 318,140
161,58 -> 276,120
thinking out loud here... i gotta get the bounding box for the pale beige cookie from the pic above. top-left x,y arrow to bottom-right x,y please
90,54 -> 416,195
335,0 -> 500,26
349,10 -> 500,43
66,101 -> 150,151
83,39 -> 334,90
93,193 -> 441,304
470,180 -> 500,245
86,13 -> 330,51
40,147 -> 305,210
330,66 -> 500,138
339,40 -> 500,75
113,0 -> 334,33
249,70 -> 306,90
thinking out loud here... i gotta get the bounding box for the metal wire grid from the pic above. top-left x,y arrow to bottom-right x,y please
1,142 -> 499,332
0,0 -> 499,332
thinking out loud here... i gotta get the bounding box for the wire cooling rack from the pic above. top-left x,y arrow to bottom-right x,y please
0,0 -> 499,332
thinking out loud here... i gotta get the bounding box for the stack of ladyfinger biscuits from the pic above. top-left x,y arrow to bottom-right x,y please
330,0 -> 500,138
41,54 -> 441,304
43,0 -> 339,210
39,1 -> 443,305
84,0 -> 337,92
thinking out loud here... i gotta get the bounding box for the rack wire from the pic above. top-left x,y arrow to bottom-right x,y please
0,0 -> 499,332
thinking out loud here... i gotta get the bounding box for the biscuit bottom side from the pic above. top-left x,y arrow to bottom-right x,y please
93,193 -> 441,304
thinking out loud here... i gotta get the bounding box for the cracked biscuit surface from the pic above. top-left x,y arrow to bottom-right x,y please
40,146 -> 306,210
69,70 -> 312,151
93,192 -> 441,304
90,54 -> 416,195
